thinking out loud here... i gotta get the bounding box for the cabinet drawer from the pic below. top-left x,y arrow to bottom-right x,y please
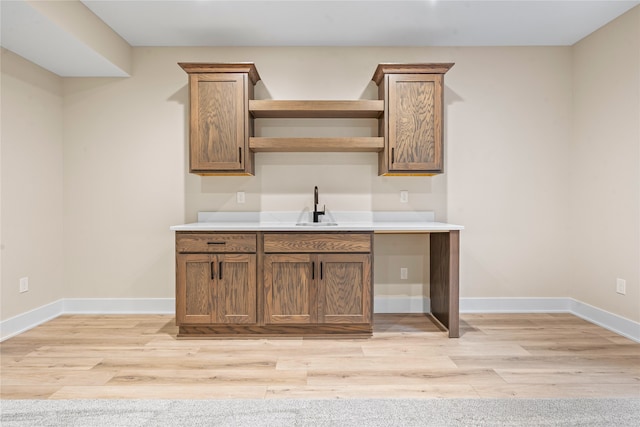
177,233 -> 256,253
264,233 -> 371,253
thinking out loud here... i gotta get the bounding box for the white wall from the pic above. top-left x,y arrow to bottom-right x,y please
1,48 -> 65,320
446,47 -> 573,300
62,59 -> 184,300
570,7 -> 640,322
61,46 -> 573,306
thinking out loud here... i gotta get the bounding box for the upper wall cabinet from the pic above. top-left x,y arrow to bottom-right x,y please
179,63 -> 261,176
372,63 -> 454,176
179,62 -> 453,176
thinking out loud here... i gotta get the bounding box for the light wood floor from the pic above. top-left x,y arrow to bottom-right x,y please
1,313 -> 638,399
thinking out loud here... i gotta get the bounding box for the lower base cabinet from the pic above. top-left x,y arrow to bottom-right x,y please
175,231 -> 373,338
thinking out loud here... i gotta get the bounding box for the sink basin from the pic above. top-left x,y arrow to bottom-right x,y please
295,222 -> 338,227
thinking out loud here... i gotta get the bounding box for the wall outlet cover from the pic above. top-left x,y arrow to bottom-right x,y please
19,277 -> 29,293
616,278 -> 626,295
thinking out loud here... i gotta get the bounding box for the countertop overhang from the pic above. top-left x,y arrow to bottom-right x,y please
170,211 -> 463,232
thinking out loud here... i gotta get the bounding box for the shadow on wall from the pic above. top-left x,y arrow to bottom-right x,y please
167,83 -> 190,220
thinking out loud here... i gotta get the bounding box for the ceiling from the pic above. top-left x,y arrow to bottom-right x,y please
82,0 -> 639,47
2,0 -> 639,77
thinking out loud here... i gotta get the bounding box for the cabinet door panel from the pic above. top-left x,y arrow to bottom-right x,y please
318,254 -> 371,324
217,254 -> 256,324
388,74 -> 442,172
264,254 -> 315,324
191,73 -> 245,171
176,254 -> 213,324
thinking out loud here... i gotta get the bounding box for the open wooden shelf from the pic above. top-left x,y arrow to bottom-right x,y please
249,100 -> 384,118
249,137 -> 384,152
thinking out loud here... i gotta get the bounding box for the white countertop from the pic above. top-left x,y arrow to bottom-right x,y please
170,211 -> 463,232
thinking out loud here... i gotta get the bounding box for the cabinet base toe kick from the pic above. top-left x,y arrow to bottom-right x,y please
177,324 -> 373,339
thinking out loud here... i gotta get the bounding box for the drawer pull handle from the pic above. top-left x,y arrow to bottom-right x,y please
207,242 -> 226,245
320,262 -> 323,280
391,147 -> 395,164
312,262 -> 315,280
210,262 -> 215,280
219,261 -> 223,280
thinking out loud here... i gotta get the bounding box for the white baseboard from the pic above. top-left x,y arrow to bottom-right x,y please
459,297 -> 570,313
1,296 -> 638,343
0,298 -> 174,342
64,298 -> 175,314
568,298 -> 640,343
0,299 -> 64,341
459,297 -> 639,343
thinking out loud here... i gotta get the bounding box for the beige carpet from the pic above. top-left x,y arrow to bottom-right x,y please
2,398 -> 639,426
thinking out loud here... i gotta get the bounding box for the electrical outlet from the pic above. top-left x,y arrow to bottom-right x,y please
400,268 -> 408,280
616,278 -> 626,295
400,190 -> 409,203
236,191 -> 245,204
19,277 -> 29,293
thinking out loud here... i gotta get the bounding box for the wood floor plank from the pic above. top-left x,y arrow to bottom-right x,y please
23,346 -> 201,358
451,355 -> 640,371
94,357 -> 277,371
1,385 -> 60,399
49,385 -> 268,399
1,368 -> 116,386
522,343 -> 640,356
106,369 -> 307,386
4,357 -> 104,370
306,368 -> 507,386
495,368 -> 640,384
361,342 -> 531,357
276,355 -> 457,371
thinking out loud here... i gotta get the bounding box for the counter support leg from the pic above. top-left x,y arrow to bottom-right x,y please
430,231 -> 460,338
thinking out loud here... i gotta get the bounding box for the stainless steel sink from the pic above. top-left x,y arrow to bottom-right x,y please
295,222 -> 338,227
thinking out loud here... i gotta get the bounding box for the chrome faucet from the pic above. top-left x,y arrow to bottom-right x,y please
313,186 -> 325,223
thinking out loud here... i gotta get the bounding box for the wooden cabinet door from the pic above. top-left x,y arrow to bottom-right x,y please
264,254 -> 316,324
317,254 -> 371,324
177,253 -> 256,325
190,73 -> 246,172
216,254 -> 256,324
176,253 -> 214,325
388,74 -> 443,172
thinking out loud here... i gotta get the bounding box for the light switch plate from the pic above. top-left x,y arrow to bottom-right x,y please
616,278 -> 626,295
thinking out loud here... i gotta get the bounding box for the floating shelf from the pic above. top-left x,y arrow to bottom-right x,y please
249,137 -> 384,152
249,100 -> 384,118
